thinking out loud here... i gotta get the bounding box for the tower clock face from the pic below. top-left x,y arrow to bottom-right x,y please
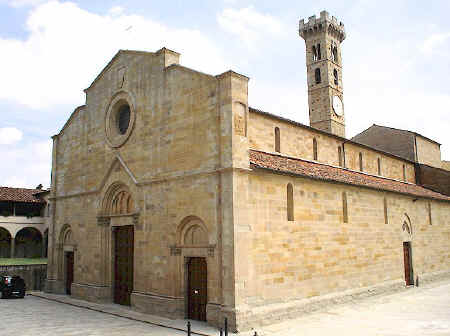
332,95 -> 344,117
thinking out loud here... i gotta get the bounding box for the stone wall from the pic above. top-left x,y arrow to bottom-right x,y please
248,111 -> 415,183
47,48 -> 251,328
232,168 -> 450,330
415,135 -> 442,168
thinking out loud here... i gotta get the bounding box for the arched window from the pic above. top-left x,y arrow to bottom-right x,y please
317,44 -> 321,60
274,127 -> 280,152
378,158 -> 382,176
359,152 -> 363,172
333,69 -> 338,85
338,146 -> 343,167
315,68 -> 321,84
313,138 -> 318,161
342,192 -> 348,223
312,45 -> 317,61
332,45 -> 338,63
287,183 -> 294,221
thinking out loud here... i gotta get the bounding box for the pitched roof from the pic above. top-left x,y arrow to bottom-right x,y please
249,150 -> 450,202
249,107 -> 415,164
0,187 -> 46,203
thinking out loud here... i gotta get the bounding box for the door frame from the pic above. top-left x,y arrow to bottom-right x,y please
112,224 -> 134,305
185,257 -> 207,321
403,241 -> 414,286
64,250 -> 74,295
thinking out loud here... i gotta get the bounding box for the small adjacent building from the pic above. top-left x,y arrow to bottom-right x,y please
0,186 -> 50,258
45,11 -> 450,331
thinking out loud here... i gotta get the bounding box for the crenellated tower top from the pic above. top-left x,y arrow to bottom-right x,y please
299,10 -> 346,43
299,10 -> 346,138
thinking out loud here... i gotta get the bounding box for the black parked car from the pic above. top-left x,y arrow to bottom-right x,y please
0,276 -> 26,299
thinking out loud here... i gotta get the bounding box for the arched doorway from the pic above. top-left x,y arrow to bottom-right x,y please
402,214 -> 414,286
0,227 -> 12,258
102,182 -> 135,306
15,227 -> 43,258
177,216 -> 209,321
59,226 -> 76,295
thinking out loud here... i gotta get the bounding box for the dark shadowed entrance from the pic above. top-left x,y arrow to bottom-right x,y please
187,257 -> 207,321
65,251 -> 74,295
403,242 -> 413,286
114,225 -> 134,305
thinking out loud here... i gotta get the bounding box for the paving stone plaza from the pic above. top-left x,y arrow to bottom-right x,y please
0,280 -> 449,336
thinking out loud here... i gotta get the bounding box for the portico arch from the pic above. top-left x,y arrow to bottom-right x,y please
0,227 -> 12,258
15,227 -> 43,258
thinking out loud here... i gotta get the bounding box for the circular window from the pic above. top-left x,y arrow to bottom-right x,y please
105,92 -> 135,148
117,105 -> 130,134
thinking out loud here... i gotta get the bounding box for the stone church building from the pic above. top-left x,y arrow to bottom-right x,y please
46,11 -> 450,331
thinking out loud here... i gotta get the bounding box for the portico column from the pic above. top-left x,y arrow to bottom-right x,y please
10,238 -> 15,258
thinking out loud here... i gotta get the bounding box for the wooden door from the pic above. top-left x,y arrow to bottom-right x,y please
114,225 -> 134,305
65,251 -> 74,295
188,257 -> 207,321
403,242 -> 413,285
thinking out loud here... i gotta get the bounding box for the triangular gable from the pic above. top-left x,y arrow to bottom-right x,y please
97,153 -> 138,192
84,49 -> 153,92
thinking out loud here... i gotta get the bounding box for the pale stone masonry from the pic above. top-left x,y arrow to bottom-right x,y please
46,11 -> 450,332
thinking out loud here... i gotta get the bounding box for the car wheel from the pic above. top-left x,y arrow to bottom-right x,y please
19,289 -> 25,298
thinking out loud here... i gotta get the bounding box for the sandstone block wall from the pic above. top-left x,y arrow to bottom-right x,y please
248,111 -> 415,183
232,168 -> 450,329
415,135 -> 442,168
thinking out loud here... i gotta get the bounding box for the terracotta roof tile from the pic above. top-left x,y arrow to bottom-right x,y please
249,150 -> 450,202
0,187 -> 46,203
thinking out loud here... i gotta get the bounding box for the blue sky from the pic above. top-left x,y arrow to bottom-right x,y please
1,0 -> 450,188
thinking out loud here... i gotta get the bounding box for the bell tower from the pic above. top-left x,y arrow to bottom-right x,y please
299,11 -> 346,137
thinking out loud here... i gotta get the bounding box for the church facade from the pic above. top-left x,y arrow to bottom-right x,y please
46,11 -> 450,331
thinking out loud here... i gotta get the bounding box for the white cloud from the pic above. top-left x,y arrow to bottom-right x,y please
0,127 -> 23,145
0,139 -> 52,188
4,0 -> 46,7
217,6 -> 284,47
108,6 -> 124,17
0,1 -> 229,109
421,32 -> 450,55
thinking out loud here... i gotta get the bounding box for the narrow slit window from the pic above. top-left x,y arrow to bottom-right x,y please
338,146 -> 343,167
275,127 -> 280,153
428,202 -> 432,225
312,45 -> 317,61
313,138 -> 318,161
317,43 -> 321,60
359,152 -> 363,172
377,158 -> 382,176
384,197 -> 388,224
333,69 -> 338,85
342,192 -> 348,223
315,68 -> 321,84
403,164 -> 406,181
287,183 -> 294,221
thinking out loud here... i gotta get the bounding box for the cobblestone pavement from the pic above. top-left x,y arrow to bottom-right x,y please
253,280 -> 450,336
0,280 -> 449,336
0,295 -> 194,336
